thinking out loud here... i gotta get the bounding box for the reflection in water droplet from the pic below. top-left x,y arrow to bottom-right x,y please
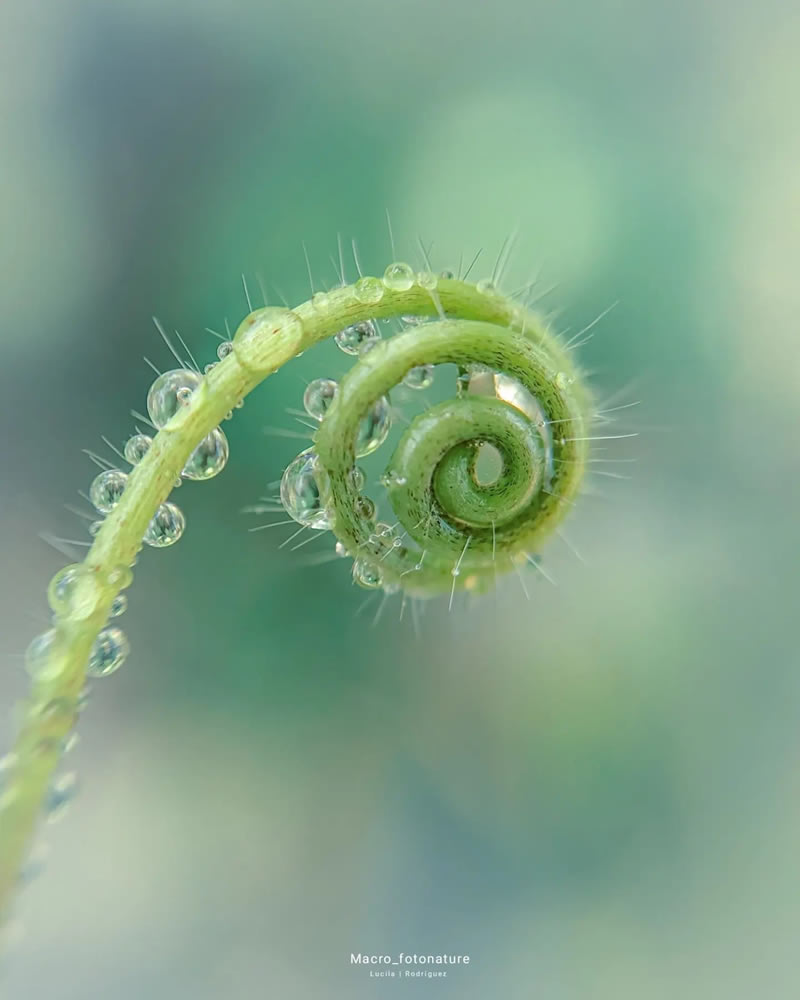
147,369 -> 203,427
144,502 -> 186,547
403,365 -> 434,390
24,629 -> 59,679
280,449 -> 331,529
356,396 -> 391,457
124,433 -> 152,465
232,308 -> 304,375
353,560 -> 382,589
383,262 -> 414,291
303,378 -> 338,420
89,470 -> 128,514
182,427 -> 229,480
109,593 -> 127,618
355,496 -> 376,521
87,627 -> 130,677
334,320 -> 379,356
47,564 -> 101,620
354,277 -> 384,304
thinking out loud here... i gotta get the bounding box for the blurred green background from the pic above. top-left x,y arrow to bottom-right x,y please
1,0 -> 799,996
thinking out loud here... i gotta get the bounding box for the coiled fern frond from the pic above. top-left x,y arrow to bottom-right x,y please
0,251 -> 596,916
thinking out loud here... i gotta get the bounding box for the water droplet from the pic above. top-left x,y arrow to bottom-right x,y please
353,559 -> 383,589
204,363 -> 217,375
216,341 -> 234,360
350,466 -> 366,491
355,496 -> 375,521
232,307 -> 304,375
335,541 -> 348,558
380,470 -> 407,488
89,469 -> 128,514
311,291 -> 330,313
182,427 -> 229,480
24,629 -> 60,679
87,626 -> 130,677
416,271 -> 438,291
89,520 -> 103,536
355,396 -> 391,457
440,268 -> 455,279
354,276 -> 384,304
146,369 -> 203,428
402,365 -> 434,390
303,378 -> 338,420
47,564 -> 102,620
46,772 -> 78,822
124,433 -> 152,464
374,522 -> 395,538
476,278 -> 496,295
334,319 -> 379,356
555,371 -> 575,390
383,262 -> 415,291
492,375 -> 551,493
109,593 -> 127,617
279,449 -> 331,529
144,502 -> 186,547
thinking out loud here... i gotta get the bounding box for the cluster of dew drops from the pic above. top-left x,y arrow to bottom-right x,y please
280,262 -> 443,592
7,339 -> 238,832
6,259 -> 505,837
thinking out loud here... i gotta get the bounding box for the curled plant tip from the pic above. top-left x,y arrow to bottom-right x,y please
281,265 -> 592,597
0,250 -> 596,918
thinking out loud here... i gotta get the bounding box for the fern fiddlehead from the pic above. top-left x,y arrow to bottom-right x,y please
0,259 -> 592,915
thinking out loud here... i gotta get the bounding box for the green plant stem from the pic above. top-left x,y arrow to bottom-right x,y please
0,276 -> 589,914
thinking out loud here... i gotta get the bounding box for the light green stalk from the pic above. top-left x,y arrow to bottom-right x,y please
0,273 -> 591,914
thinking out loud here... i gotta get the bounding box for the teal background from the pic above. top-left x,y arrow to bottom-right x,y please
1,0 -> 799,997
